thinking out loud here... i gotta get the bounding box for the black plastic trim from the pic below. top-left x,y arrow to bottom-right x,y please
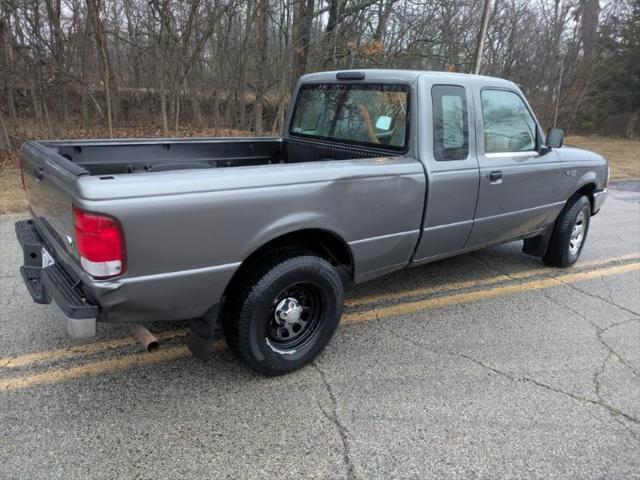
336,71 -> 365,80
15,219 -> 97,319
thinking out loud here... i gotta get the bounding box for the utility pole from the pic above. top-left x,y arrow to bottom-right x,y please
472,0 -> 492,74
553,54 -> 565,128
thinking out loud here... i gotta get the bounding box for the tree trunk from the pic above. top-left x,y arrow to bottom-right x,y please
160,82 -> 169,135
86,0 -> 115,136
187,78 -> 203,128
291,0 -> 314,91
373,0 -> 394,42
625,110 -> 639,139
255,0 -> 268,133
212,90 -> 220,130
6,85 -> 17,122
29,76 -> 43,125
0,19 -> 17,122
581,0 -> 600,65
174,94 -> 180,134
324,0 -> 342,68
0,110 -> 11,150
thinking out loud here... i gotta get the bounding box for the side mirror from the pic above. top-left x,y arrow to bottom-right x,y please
545,128 -> 564,149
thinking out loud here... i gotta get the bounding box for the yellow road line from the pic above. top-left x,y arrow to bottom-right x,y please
343,262 -> 640,325
345,252 -> 640,307
1,261 -> 638,392
0,329 -> 188,369
0,340 -> 226,391
1,253 -> 638,370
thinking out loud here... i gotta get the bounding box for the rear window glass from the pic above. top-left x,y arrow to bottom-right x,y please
432,85 -> 469,161
289,83 -> 409,150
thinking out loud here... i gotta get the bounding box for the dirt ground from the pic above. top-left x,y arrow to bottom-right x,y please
1,134 -> 638,215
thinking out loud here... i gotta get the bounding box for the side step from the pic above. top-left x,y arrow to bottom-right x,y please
41,262 -> 97,319
19,266 -> 50,304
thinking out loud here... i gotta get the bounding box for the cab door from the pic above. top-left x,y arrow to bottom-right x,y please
413,81 -> 480,262
465,87 -> 564,247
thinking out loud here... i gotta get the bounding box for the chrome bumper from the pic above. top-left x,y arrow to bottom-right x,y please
592,189 -> 607,215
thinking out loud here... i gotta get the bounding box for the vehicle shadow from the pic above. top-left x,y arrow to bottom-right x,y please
141,240 -> 539,341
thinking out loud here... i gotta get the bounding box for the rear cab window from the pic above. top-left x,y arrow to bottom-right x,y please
431,85 -> 469,161
289,83 -> 409,151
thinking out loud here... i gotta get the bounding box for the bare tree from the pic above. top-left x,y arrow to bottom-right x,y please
0,0 -> 636,140
87,0 -> 117,136
255,0 -> 269,133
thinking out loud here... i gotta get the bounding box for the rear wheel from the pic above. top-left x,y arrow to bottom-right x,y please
544,195 -> 591,268
223,251 -> 343,375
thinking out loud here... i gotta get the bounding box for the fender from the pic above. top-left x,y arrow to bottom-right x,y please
240,212 -> 352,263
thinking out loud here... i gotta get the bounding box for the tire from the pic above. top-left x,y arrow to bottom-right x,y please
543,195 -> 591,268
223,250 -> 344,375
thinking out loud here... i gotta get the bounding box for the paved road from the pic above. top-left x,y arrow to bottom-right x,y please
1,185 -> 639,479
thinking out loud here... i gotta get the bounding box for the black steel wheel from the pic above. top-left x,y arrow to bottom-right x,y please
223,250 -> 343,375
266,283 -> 325,351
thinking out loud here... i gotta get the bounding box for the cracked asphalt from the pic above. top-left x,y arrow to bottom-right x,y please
1,182 -> 639,479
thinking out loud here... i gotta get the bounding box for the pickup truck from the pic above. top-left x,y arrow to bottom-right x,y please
15,69 -> 608,375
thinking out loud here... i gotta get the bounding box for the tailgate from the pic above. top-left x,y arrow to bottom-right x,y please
20,141 -> 88,264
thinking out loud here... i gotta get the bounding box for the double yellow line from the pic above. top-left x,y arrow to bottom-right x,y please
0,254 -> 638,391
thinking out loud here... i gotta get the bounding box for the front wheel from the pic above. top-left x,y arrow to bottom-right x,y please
544,195 -> 591,268
223,251 -> 344,375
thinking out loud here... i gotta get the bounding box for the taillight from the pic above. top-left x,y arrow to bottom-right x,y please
73,206 -> 126,279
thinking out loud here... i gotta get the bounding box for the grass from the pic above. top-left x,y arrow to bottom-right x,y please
566,136 -> 640,181
0,135 -> 638,215
0,150 -> 27,214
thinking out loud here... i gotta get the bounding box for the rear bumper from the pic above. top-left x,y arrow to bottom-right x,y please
15,219 -> 97,319
592,189 -> 607,215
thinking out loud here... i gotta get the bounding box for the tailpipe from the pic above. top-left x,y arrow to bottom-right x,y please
131,324 -> 159,352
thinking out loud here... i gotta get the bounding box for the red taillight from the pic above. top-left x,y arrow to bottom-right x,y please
73,206 -> 126,278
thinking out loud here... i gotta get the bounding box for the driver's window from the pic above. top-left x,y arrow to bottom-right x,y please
481,89 -> 536,153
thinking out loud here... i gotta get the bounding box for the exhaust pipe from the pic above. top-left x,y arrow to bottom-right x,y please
131,324 -> 159,352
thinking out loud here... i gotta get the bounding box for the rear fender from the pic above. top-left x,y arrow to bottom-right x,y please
242,212 -> 350,261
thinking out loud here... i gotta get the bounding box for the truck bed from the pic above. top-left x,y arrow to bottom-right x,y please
36,136 -> 399,176
19,132 -> 424,324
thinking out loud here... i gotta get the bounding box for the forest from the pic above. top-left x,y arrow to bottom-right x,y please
0,0 -> 639,148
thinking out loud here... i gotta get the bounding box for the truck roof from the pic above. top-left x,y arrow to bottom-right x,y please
299,69 -> 517,89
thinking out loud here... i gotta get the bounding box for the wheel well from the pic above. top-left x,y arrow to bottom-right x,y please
571,183 -> 597,212
223,229 -> 353,297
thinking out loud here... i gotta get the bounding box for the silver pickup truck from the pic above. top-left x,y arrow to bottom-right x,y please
15,70 -> 608,375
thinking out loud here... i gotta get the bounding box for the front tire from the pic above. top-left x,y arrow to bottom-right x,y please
544,195 -> 591,267
223,251 -> 344,376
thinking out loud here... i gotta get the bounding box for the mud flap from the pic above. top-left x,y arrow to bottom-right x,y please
522,227 -> 553,257
187,304 -> 221,360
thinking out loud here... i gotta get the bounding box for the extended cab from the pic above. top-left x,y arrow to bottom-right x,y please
15,70 -> 608,374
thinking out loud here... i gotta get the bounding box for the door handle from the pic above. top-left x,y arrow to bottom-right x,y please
488,171 -> 503,183
35,167 -> 45,181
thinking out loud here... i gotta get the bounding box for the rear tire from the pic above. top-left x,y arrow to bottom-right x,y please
543,195 -> 591,268
223,251 -> 343,376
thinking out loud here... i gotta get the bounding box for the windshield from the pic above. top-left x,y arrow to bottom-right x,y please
289,83 -> 409,150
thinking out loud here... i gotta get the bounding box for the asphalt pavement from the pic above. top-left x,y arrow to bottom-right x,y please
0,183 -> 639,479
